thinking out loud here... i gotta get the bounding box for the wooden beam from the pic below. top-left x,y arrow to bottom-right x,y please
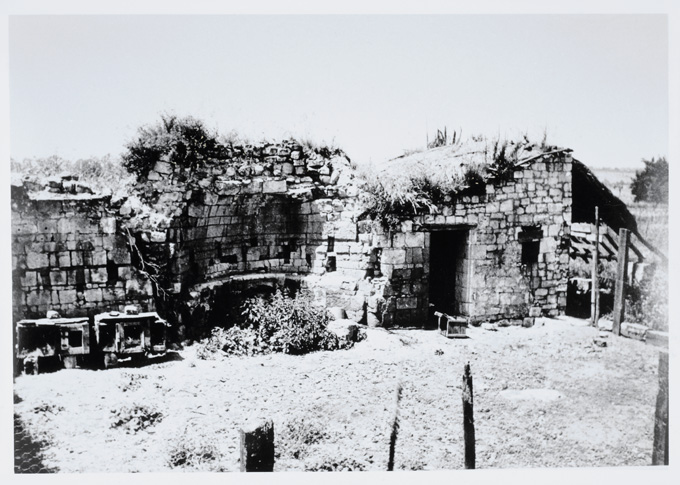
599,234 -> 618,259
591,207 -> 600,326
634,230 -> 668,265
239,420 -> 275,472
462,363 -> 476,469
652,351 -> 669,465
627,236 -> 645,263
612,228 -> 630,336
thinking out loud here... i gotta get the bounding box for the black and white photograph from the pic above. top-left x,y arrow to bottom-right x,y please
3,2 -> 676,481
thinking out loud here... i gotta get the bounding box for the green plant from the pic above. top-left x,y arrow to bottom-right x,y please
357,134 -> 543,231
167,430 -> 225,471
242,290 -> 346,355
194,290 -> 355,358
624,268 -> 668,331
277,416 -> 329,459
122,114 -> 226,179
631,157 -> 668,204
110,404 -> 163,433
305,455 -> 368,472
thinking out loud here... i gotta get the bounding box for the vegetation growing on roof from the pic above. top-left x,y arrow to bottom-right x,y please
121,114 -> 346,180
358,132 -> 556,231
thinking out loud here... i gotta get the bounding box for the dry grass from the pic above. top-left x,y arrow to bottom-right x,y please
13,319 -> 660,472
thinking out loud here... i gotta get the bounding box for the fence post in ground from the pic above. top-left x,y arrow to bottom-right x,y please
591,206 -> 600,326
387,381 -> 403,471
652,351 -> 669,465
462,362 -> 476,469
239,419 -> 275,472
612,228 -> 630,336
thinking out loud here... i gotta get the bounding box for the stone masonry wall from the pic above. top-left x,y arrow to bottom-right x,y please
11,187 -> 155,321
348,152 -> 573,327
11,144 -> 573,333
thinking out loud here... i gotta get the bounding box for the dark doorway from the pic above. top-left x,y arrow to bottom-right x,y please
429,230 -> 470,322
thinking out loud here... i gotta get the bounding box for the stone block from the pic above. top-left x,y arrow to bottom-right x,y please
26,289 -> 52,307
327,319 -> 359,342
382,248 -> 406,265
25,252 -> 49,269
21,271 -> 38,288
404,232 -> 425,247
91,250 -> 107,266
529,307 -> 542,317
366,312 -> 381,327
263,180 -> 287,194
59,289 -> 78,304
396,297 -> 418,310
110,246 -> 132,265
621,322 -> 648,341
90,267 -> 108,284
154,161 -> 174,175
147,170 -> 162,181
49,269 -> 68,286
100,217 -> 117,235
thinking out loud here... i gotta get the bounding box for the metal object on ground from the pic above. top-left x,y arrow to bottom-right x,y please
434,311 -> 468,338
93,311 -> 169,367
15,314 -> 90,374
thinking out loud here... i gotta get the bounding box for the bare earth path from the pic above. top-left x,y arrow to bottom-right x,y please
13,316 -> 660,472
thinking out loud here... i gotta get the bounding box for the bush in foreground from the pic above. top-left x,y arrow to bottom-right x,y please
167,430 -> 225,471
195,290 -> 361,359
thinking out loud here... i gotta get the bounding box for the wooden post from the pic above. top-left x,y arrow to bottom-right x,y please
652,351 -> 669,465
612,228 -> 630,336
387,382 -> 403,471
590,207 -> 600,326
462,363 -> 476,469
239,419 -> 275,472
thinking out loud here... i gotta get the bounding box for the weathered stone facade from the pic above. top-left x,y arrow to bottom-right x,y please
10,188 -> 154,322
11,141 -> 573,334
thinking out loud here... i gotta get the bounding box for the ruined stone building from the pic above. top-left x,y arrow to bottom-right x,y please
11,136 -> 640,338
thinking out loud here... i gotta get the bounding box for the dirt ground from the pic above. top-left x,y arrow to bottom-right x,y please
13,316 -> 662,472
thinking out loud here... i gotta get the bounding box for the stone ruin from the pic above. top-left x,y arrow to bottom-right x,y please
11,138 -> 576,340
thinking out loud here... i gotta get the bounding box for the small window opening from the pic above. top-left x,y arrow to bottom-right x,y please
106,256 -> 118,285
222,254 -> 238,264
519,225 -> 542,265
327,236 -> 335,253
280,244 -> 291,264
521,240 -> 540,265
325,256 -> 336,272
68,330 -> 83,348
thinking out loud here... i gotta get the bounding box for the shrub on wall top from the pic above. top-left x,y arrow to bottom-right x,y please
122,114 -> 226,179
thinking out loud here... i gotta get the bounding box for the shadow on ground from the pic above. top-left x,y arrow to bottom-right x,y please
14,412 -> 58,473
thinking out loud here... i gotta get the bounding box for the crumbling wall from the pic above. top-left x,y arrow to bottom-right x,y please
11,184 -> 154,321
11,143 -> 572,332
113,141 -> 365,337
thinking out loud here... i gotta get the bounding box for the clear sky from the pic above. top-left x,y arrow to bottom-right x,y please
8,14 -> 668,169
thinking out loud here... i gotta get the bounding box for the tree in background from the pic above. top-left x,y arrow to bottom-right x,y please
631,156 -> 668,203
